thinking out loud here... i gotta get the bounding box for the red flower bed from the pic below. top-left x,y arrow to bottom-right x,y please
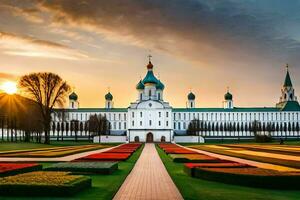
79,153 -> 131,161
158,144 -> 196,154
0,163 -> 42,177
76,143 -> 142,162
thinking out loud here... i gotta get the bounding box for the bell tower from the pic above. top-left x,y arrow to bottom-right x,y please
279,64 -> 297,103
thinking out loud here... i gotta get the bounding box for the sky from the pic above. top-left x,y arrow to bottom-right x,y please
0,0 -> 300,108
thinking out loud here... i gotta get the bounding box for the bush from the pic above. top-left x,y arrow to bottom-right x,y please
0,163 -> 42,177
0,171 -> 91,196
194,167 -> 300,189
45,162 -> 118,174
254,133 -> 272,143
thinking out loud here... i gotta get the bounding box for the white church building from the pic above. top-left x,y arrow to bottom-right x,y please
52,60 -> 300,143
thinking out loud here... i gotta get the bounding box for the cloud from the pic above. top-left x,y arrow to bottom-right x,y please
0,3 -> 44,24
0,31 -> 89,60
0,73 -> 18,82
33,0 -> 300,65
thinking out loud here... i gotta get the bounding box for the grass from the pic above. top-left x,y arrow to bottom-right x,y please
156,145 -> 300,200
0,144 -> 144,200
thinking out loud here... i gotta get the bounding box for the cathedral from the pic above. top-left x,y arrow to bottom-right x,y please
52,60 -> 300,143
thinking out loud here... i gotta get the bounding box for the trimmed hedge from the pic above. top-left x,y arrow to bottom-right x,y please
0,171 -> 91,196
184,162 -> 249,177
0,163 -> 42,177
194,167 -> 300,190
45,162 -> 118,174
169,154 -> 221,163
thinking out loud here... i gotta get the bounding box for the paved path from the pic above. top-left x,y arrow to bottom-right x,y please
0,145 -> 119,162
180,145 -> 300,172
113,143 -> 183,200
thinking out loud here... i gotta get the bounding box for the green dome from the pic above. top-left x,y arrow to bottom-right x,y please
136,80 -> 145,90
69,92 -> 78,101
224,92 -> 233,100
143,70 -> 159,84
188,92 -> 195,100
105,92 -> 113,100
156,80 -> 165,90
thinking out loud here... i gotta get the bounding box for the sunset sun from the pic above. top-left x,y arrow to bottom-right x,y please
1,81 -> 18,94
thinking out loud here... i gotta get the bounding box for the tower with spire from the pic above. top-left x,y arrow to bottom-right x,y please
187,91 -> 196,108
276,64 -> 300,110
69,91 -> 79,109
223,87 -> 233,109
105,89 -> 114,109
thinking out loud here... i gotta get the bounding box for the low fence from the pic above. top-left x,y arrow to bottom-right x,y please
174,135 -> 205,143
93,135 -> 127,143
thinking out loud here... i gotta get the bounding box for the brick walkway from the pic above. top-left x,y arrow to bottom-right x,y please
113,143 -> 183,200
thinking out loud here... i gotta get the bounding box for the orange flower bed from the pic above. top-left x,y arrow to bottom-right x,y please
184,162 -> 249,176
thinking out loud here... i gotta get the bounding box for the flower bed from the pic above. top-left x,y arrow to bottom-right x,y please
0,163 -> 42,177
76,143 -> 141,162
169,154 -> 221,163
194,167 -> 300,189
158,143 -> 197,154
184,162 -> 249,177
0,171 -> 91,196
0,145 -> 108,158
191,145 -> 300,169
45,162 -> 118,174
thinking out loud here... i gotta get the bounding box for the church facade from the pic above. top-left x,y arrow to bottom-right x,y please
52,61 -> 300,142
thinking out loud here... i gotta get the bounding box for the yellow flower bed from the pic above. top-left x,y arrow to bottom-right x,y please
0,145 -> 108,158
0,171 -> 81,186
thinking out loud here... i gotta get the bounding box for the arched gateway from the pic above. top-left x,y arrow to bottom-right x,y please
146,132 -> 153,143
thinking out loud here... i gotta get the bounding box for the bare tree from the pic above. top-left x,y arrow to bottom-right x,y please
19,73 -> 70,144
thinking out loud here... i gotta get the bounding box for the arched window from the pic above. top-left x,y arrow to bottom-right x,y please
190,102 -> 193,108
158,93 -> 161,100
140,93 -> 142,100
149,90 -> 152,97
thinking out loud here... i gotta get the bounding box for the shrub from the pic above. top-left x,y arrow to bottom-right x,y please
0,163 -> 42,177
45,162 -> 118,174
0,171 -> 91,196
194,167 -> 300,189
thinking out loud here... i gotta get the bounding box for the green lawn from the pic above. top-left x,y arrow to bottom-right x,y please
0,144 -> 143,200
0,141 -> 118,152
156,145 -> 300,200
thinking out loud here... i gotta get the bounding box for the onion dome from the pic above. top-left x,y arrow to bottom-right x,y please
147,61 -> 153,70
156,80 -> 165,90
136,80 -> 145,90
69,92 -> 78,101
188,92 -> 195,100
143,61 -> 159,84
224,91 -> 233,100
105,92 -> 113,100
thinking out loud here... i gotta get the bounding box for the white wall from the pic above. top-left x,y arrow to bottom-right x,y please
174,135 -> 205,143
93,135 -> 127,143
